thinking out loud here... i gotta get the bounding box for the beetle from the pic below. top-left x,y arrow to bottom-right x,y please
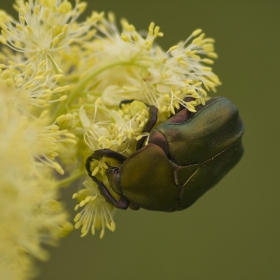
85,96 -> 244,211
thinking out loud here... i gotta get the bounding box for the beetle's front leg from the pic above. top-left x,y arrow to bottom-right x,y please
136,105 -> 158,150
92,176 -> 129,210
90,149 -> 127,163
119,99 -> 158,150
85,155 -> 129,210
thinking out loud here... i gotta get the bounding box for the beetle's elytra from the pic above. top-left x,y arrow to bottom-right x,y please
86,97 -> 244,212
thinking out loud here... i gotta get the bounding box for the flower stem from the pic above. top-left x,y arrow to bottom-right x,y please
58,170 -> 87,188
52,60 -> 137,123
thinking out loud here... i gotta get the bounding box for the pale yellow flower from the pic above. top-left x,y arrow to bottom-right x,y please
0,62 -> 69,117
64,14 -> 221,238
0,0 -> 102,72
78,15 -> 220,122
0,0 -> 222,253
79,99 -> 149,154
0,87 -> 72,279
73,179 -> 116,239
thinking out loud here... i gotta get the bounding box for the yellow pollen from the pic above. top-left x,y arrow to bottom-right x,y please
168,45 -> 178,52
133,34 -> 139,42
91,166 -> 99,176
202,58 -> 214,64
208,52 -> 218,59
192,28 -> 203,37
121,34 -> 130,42
16,24 -> 23,31
34,5 -> 40,15
74,221 -> 81,229
176,55 -> 184,62
26,25 -> 33,33
53,162 -> 64,175
178,60 -> 187,66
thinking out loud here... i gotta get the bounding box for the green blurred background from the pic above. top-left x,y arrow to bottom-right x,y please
4,1 -> 280,279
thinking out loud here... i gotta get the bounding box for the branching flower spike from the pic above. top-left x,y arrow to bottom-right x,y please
0,0 -> 225,279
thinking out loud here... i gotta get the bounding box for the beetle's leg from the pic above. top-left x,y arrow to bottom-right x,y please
119,99 -> 158,130
118,99 -> 158,149
91,176 -> 129,210
85,155 -> 129,210
143,105 -> 158,133
91,149 -> 127,163
136,105 -> 158,150
119,99 -> 136,107
119,100 -> 158,131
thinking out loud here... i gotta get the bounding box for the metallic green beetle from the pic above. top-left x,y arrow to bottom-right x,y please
86,97 -> 244,211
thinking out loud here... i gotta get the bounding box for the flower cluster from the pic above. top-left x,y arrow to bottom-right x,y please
0,83 -> 73,279
0,0 -> 221,278
61,15 -> 220,238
